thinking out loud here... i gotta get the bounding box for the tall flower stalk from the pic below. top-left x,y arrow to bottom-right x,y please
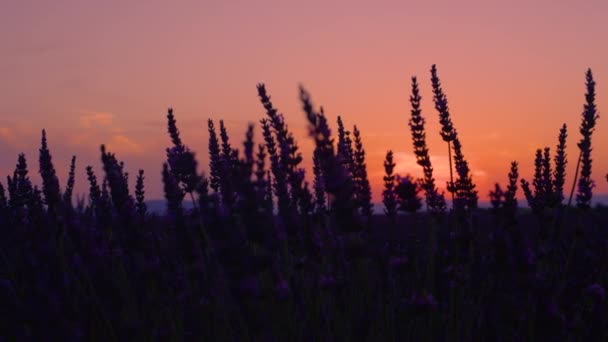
300,86 -> 355,231
569,69 -> 599,209
39,129 -> 62,218
408,76 -> 446,214
431,65 -> 478,211
63,156 -> 76,208
208,119 -> 222,193
352,125 -> 373,218
383,150 -> 397,221
503,161 -> 519,224
553,124 -> 567,206
431,65 -> 457,205
135,169 -> 147,219
257,84 -> 307,214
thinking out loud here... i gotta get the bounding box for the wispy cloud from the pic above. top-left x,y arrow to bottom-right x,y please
107,135 -> 144,155
375,151 -> 487,191
0,126 -> 16,144
79,111 -> 114,129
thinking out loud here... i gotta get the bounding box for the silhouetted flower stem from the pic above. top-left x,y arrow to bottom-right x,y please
503,161 -> 519,225
352,125 -> 373,218
300,86 -> 356,232
408,76 -> 446,214
63,156 -> 76,208
383,150 -> 397,222
553,124 -> 567,206
135,169 -> 147,219
431,65 -> 457,206
572,69 -> 599,209
39,129 -> 62,219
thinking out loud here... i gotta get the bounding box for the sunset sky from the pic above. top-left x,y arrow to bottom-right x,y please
2,0 -> 608,205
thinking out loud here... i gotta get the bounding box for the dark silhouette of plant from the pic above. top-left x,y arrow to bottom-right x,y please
208,119 -> 222,193
63,156 -> 76,208
101,145 -> 134,225
261,118 -> 289,218
300,86 -> 356,231
541,147 -> 554,206
257,83 -> 307,215
431,65 -> 457,204
85,164 -> 111,229
162,162 -> 184,224
8,154 -> 34,226
352,125 -> 373,218
337,116 -> 355,175
571,69 -> 599,209
452,137 -> 478,211
503,161 -> 519,224
165,108 -> 201,199
218,120 -> 237,209
553,124 -> 567,206
395,174 -> 423,213
312,146 -> 326,215
243,123 -> 255,180
254,143 -> 272,213
532,149 -> 544,202
521,149 -> 551,215
408,76 -> 446,214
489,183 -> 504,211
3,76 -> 608,342
383,150 -> 397,220
521,179 -> 536,213
135,169 -> 147,218
38,129 -> 62,218
0,182 -> 7,227
432,65 -> 477,211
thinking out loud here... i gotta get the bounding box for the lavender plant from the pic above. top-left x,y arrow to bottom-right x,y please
300,86 -> 356,231
553,124 -> 567,206
208,119 -> 222,193
135,169 -> 147,219
572,69 -> 599,209
257,84 -> 307,215
63,156 -> 76,208
431,65 -> 457,204
395,174 -> 423,213
336,115 -> 355,175
383,150 -> 397,220
489,183 -> 504,211
2,74 -> 607,341
408,76 -> 447,214
38,129 -> 62,218
352,125 -> 373,218
503,161 -> 519,224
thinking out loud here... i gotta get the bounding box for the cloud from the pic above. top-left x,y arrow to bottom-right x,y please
386,151 -> 487,188
392,152 -> 451,180
79,111 -> 114,129
481,132 -> 501,141
0,126 -> 16,144
107,135 -> 144,155
472,170 -> 487,177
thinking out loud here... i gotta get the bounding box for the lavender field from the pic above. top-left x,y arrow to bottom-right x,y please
1,66 -> 607,340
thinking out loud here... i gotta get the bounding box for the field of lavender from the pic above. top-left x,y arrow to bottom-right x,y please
1,65 -> 607,340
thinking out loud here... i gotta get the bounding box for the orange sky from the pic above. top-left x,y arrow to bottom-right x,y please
1,0 -> 608,205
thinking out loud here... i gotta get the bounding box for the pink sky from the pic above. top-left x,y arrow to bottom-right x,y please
1,0 -> 608,204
